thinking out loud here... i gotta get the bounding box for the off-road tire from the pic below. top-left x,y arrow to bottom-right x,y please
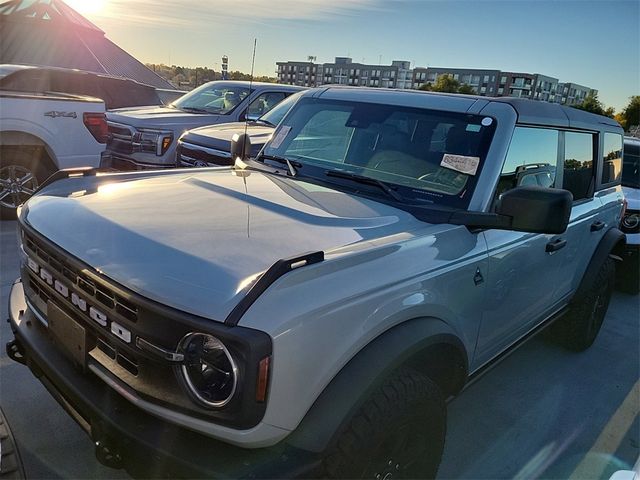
549,257 -> 616,351
0,147 -> 55,220
323,367 -> 446,479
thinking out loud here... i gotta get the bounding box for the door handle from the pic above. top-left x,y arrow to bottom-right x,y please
546,238 -> 567,253
591,221 -> 605,232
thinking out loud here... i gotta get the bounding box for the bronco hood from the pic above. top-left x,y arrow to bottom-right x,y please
22,169 -> 423,322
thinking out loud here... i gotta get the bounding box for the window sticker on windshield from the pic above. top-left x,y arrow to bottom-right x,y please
441,154 -> 480,176
270,126 -> 291,149
481,117 -> 493,126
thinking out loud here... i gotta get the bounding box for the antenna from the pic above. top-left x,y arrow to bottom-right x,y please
243,38 -> 257,158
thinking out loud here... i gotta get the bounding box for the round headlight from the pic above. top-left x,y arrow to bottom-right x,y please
622,212 -> 640,230
178,333 -> 238,408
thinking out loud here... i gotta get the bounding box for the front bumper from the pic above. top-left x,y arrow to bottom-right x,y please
6,280 -> 320,479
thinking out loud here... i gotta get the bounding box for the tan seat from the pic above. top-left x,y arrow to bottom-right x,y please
364,150 -> 434,178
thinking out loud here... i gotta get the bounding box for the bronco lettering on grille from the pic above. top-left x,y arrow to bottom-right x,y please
27,255 -> 131,344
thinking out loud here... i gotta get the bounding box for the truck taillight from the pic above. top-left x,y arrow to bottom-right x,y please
83,112 -> 108,143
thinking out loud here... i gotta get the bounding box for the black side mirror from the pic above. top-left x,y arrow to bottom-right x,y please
496,186 -> 572,234
231,133 -> 252,161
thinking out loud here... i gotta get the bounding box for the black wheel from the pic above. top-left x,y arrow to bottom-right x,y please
549,257 -> 616,351
0,148 -> 54,219
323,367 -> 446,480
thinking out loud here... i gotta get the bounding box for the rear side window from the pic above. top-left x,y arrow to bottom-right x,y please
602,133 -> 623,185
495,127 -> 558,198
563,132 -> 595,201
622,142 -> 640,189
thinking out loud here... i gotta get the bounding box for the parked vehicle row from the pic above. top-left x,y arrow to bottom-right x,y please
6,87 -> 631,479
102,81 -> 304,170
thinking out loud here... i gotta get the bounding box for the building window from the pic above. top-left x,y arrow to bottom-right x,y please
501,76 -> 507,83
483,75 -> 489,82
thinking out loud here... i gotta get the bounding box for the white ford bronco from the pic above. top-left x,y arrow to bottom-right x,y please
7,88 -> 626,479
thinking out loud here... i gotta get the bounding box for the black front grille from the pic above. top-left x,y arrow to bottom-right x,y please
24,232 -> 139,323
107,123 -> 135,154
178,143 -> 232,167
19,224 -> 272,428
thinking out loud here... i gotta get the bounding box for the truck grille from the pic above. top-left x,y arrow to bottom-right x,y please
107,122 -> 135,154
24,231 -> 139,323
177,141 -> 232,167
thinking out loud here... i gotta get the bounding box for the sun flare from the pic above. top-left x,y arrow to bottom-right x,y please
63,0 -> 107,16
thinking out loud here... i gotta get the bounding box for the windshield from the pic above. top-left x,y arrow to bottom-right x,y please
171,83 -> 250,114
622,141 -> 640,188
258,91 -> 303,126
261,97 -> 496,208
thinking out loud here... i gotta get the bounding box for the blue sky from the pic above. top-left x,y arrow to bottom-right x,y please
81,0 -> 639,111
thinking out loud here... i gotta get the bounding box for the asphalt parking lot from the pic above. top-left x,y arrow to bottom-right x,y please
1,218 -> 638,479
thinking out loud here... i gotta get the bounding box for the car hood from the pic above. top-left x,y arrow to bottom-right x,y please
182,122 -> 274,155
22,169 -> 424,322
107,106 -> 223,131
184,122 -> 274,147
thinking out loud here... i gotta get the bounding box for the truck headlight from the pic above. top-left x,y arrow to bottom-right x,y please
621,210 -> 640,233
178,333 -> 238,408
133,129 -> 173,156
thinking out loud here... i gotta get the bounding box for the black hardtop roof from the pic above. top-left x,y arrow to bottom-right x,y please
317,86 -> 622,131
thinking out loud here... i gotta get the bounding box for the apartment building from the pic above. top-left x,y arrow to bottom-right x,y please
277,57 -> 412,89
276,61 -> 320,87
275,58 -> 595,106
413,67 -> 500,96
556,82 -> 595,106
318,57 -> 413,88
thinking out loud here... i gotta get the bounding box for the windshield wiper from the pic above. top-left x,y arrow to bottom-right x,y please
325,170 -> 404,202
260,154 -> 301,177
179,106 -> 210,114
254,118 -> 276,127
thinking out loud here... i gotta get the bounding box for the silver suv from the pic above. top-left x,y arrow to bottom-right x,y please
104,81 -> 304,170
7,87 -> 626,479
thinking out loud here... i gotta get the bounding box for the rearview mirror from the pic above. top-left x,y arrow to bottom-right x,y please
231,133 -> 252,161
496,186 -> 572,234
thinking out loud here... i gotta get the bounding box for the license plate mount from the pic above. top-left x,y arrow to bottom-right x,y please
48,301 -> 87,369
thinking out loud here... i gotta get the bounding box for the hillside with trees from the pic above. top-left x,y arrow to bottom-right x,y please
146,64 -> 277,89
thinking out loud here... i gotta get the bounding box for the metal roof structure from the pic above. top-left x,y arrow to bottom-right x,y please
0,0 -> 175,89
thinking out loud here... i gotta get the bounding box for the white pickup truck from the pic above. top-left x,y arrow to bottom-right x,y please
0,89 -> 107,218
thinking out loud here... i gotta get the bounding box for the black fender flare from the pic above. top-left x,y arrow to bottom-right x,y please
285,317 -> 467,453
575,227 -> 625,298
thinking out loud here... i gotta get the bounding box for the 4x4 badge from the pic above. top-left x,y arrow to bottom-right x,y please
474,268 -> 484,286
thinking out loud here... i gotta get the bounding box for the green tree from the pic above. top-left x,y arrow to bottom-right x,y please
574,92 -> 615,118
457,83 -> 476,94
419,74 -> 461,93
619,96 -> 640,131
